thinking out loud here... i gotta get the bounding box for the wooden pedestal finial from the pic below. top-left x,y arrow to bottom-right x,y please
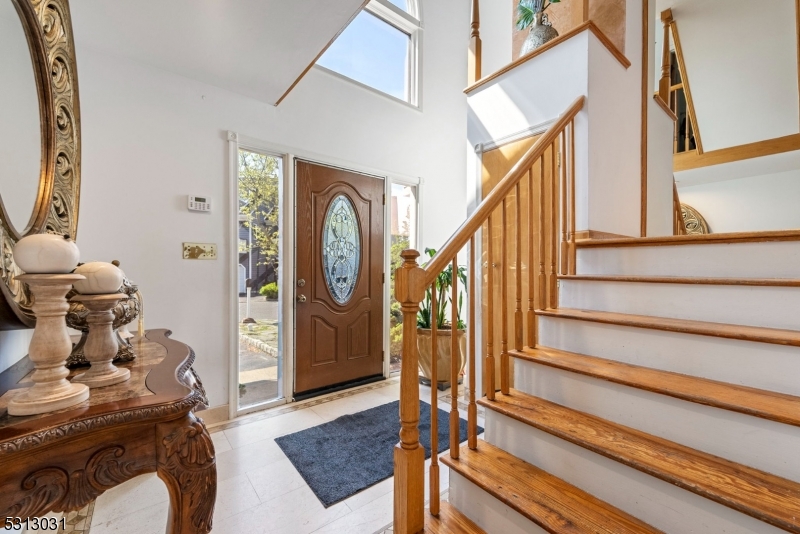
8,274 -> 89,416
70,293 -> 131,388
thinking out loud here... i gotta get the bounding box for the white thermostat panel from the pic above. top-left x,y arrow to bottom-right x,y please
188,195 -> 211,212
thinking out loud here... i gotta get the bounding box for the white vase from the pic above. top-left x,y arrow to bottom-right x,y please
12,234 -> 80,274
74,262 -> 124,295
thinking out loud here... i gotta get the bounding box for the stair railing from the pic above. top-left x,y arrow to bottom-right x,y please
673,180 -> 687,235
393,95 -> 585,533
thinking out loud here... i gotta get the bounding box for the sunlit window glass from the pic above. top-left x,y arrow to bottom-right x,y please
317,10 -> 409,101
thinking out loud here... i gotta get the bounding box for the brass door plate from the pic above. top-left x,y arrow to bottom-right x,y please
183,243 -> 217,260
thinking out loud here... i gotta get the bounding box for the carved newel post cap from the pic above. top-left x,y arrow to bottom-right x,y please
69,293 -> 131,388
400,249 -> 420,263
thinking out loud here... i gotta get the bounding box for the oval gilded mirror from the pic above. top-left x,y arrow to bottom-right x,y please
0,0 -> 81,329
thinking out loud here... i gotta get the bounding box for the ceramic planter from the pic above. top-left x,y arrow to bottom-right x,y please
417,327 -> 466,388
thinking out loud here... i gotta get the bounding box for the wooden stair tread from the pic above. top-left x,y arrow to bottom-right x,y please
479,391 -> 800,532
424,501 -> 485,534
510,346 -> 800,427
558,275 -> 800,287
441,442 -> 662,533
538,308 -> 800,347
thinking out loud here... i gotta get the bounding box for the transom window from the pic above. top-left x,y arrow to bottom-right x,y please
316,0 -> 420,105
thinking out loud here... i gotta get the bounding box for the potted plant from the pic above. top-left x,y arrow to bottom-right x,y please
416,248 -> 468,390
517,0 -> 561,55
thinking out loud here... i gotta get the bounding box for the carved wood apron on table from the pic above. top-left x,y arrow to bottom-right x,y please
0,329 -> 216,534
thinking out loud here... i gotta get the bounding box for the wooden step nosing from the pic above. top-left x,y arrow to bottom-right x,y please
558,275 -> 800,287
575,229 -> 800,248
537,308 -> 800,347
509,348 -> 800,427
478,395 -> 800,533
443,444 -> 662,533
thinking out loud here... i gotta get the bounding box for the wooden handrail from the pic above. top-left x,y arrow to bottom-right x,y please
421,96 -> 585,287
658,9 -> 673,104
466,22 -> 629,94
393,97 -> 584,533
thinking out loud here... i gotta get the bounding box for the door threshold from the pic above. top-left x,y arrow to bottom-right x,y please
294,374 -> 385,401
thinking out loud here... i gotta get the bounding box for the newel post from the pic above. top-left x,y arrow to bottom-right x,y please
394,249 -> 426,534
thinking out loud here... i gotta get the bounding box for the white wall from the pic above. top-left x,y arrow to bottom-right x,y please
585,0 -> 644,238
480,0 -> 514,77
656,0 -> 799,151
468,1 -> 645,238
678,170 -> 800,233
70,0 -> 469,408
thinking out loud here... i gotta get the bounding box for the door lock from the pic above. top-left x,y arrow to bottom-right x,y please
297,294 -> 307,303
297,279 -> 306,287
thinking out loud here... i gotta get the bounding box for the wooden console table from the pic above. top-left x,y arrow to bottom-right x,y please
0,330 -> 216,533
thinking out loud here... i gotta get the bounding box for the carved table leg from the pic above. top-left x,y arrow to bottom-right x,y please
156,414 -> 216,534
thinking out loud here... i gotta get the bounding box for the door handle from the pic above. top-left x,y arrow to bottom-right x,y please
297,294 -> 307,303
297,279 -> 306,287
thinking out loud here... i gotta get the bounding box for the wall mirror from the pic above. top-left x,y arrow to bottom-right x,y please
0,0 -> 81,329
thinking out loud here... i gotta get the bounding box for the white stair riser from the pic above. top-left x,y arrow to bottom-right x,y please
577,241 -> 800,278
539,316 -> 800,396
514,359 -> 800,482
485,411 -> 786,534
448,471 -> 548,534
559,279 -> 800,330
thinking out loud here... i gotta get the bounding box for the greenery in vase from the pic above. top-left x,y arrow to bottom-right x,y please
417,248 -> 468,330
516,0 -> 561,30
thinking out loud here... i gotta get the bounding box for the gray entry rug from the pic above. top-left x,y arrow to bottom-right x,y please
275,400 -> 482,507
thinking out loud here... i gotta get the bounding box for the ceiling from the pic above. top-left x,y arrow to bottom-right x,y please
70,0 -> 367,105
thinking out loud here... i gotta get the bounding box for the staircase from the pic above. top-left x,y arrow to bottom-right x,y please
392,95 -> 800,533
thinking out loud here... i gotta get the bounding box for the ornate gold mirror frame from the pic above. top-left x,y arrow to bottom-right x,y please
0,0 -> 81,329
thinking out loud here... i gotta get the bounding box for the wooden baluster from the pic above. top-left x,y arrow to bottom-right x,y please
569,121 -> 577,275
559,131 -> 568,275
527,168 -> 536,348
393,250 -> 426,534
549,143 -> 558,309
450,257 -> 460,458
468,0 -> 482,85
500,199 -> 509,395
514,182 -> 523,351
468,236 -> 477,449
429,282 -> 439,515
538,156 -> 546,310
485,217 -> 495,400
659,10 -> 673,104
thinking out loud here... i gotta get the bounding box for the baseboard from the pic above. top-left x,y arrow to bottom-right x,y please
197,404 -> 229,425
574,229 -> 630,240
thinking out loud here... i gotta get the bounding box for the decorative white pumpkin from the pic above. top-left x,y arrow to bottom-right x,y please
73,262 -> 124,295
13,234 -> 80,274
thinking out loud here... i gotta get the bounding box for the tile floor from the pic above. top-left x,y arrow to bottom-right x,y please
87,378 -> 483,534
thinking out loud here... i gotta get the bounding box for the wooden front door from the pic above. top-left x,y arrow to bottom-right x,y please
295,160 -> 385,396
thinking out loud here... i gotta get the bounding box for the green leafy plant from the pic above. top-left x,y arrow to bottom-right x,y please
417,248 -> 468,330
516,0 -> 561,30
259,282 -> 279,300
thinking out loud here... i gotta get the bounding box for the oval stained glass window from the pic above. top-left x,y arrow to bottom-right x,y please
322,194 -> 361,304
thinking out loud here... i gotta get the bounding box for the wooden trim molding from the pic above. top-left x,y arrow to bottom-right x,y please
674,133 -> 800,172
573,229 -> 629,240
559,274 -> 800,287
640,0 -> 649,237
275,0 -> 370,106
653,95 -> 677,121
576,228 -> 800,248
465,21 -> 631,94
